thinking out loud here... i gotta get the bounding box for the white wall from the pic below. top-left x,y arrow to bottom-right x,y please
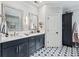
0,1 -> 38,31
71,9 -> 79,40
72,9 -> 79,27
0,2 -> 1,15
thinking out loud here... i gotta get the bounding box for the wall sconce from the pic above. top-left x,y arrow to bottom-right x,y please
25,16 -> 29,25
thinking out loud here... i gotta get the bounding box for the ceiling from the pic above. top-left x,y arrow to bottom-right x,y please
42,1 -> 79,9
24,1 -> 79,10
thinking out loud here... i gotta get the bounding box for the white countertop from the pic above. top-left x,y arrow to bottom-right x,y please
0,32 -> 45,43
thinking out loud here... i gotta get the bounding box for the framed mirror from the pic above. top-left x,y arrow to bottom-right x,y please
0,16 -> 2,32
3,5 -> 23,33
28,13 -> 38,32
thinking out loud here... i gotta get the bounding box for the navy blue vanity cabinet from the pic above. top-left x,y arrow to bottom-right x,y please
2,45 -> 18,57
0,34 -> 45,57
28,34 -> 45,56
36,36 -> 41,50
36,34 -> 45,50
2,40 -> 19,57
28,36 -> 36,56
18,38 -> 28,57
39,35 -> 44,48
0,43 -> 1,57
1,38 -> 29,57
40,34 -> 45,48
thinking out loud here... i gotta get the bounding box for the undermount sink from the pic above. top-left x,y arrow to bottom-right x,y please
24,33 -> 29,36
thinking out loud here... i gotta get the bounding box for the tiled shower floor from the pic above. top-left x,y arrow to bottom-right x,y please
31,46 -> 79,57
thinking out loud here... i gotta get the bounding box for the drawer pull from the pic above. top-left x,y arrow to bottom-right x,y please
31,38 -> 34,39
17,47 -> 18,53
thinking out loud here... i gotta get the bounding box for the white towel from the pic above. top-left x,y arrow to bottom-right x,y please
72,22 -> 79,42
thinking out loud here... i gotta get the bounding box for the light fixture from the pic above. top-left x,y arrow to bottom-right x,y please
39,1 -> 42,3
25,16 -> 29,25
34,1 -> 42,4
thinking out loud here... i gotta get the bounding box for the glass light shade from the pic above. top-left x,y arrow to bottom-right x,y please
25,16 -> 29,25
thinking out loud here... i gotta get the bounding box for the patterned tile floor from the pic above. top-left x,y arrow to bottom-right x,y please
31,46 -> 79,57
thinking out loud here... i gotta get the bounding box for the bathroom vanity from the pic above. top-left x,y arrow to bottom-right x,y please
0,32 -> 45,57
0,4 -> 45,57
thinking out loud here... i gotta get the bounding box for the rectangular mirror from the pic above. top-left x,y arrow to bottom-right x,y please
6,14 -> 21,31
4,5 -> 23,32
28,13 -> 38,32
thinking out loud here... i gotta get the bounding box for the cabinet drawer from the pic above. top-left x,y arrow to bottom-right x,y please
18,42 -> 28,57
39,34 -> 45,38
0,44 -> 1,57
29,37 -> 35,48
2,40 -> 19,49
2,46 -> 18,57
18,38 -> 28,44
2,38 -> 28,49
36,34 -> 45,50
29,46 -> 35,56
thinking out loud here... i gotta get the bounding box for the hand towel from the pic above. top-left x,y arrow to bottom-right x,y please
72,22 -> 79,42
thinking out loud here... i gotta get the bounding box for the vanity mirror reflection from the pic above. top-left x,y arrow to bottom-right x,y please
1,4 -> 39,37
5,6 -> 23,31
0,16 -> 2,32
0,4 -> 23,34
1,4 -> 23,36
28,13 -> 38,33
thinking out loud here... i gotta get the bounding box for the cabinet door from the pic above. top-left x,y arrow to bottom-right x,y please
29,37 -> 36,48
62,13 -> 72,46
36,35 -> 45,50
39,35 -> 44,48
2,46 -> 18,57
18,42 -> 28,57
40,36 -> 44,48
29,46 -> 35,56
0,44 -> 1,57
28,37 -> 36,56
36,36 -> 40,50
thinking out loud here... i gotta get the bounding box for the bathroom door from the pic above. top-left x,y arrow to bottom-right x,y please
45,15 -> 60,47
62,13 -> 72,46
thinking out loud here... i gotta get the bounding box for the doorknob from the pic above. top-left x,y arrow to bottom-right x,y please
56,32 -> 58,34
